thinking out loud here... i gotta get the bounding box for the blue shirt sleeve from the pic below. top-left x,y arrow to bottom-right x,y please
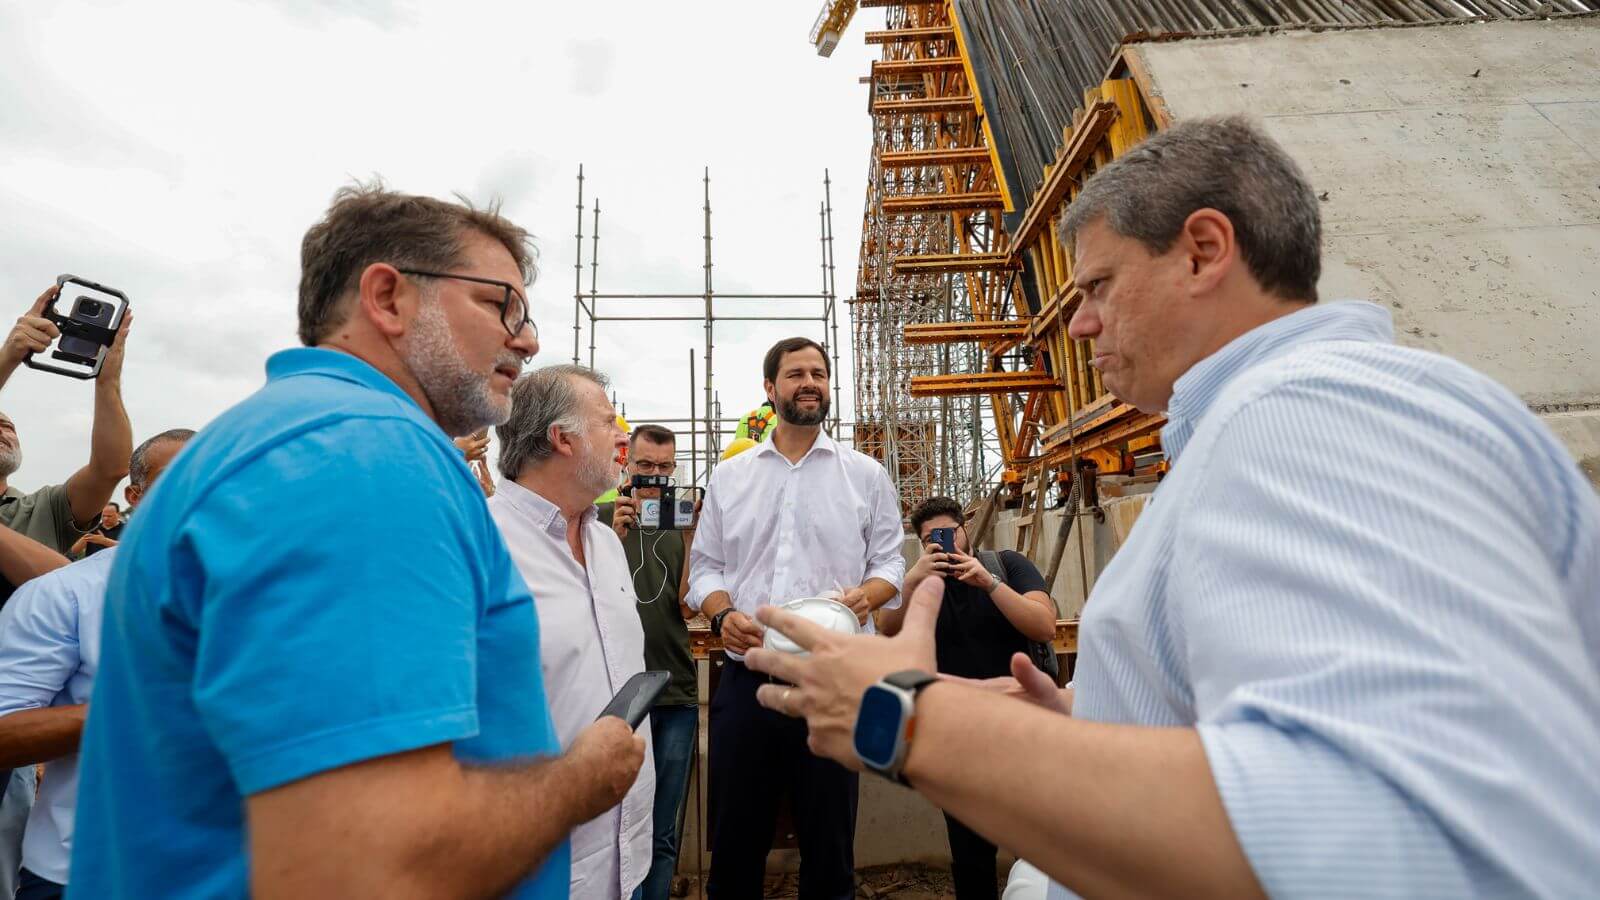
1173,377 -> 1597,897
0,572 -> 81,717
178,417 -> 488,795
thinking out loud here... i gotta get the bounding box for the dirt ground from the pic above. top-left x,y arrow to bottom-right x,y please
674,863 -> 990,899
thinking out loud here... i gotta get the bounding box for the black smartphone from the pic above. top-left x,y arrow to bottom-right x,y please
24,275 -> 129,380
929,527 -> 956,554
596,671 -> 671,730
58,295 -> 118,362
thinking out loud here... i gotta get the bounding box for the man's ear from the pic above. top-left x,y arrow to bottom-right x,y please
124,484 -> 141,509
763,379 -> 776,405
1178,208 -> 1236,295
356,263 -> 411,339
549,424 -> 578,460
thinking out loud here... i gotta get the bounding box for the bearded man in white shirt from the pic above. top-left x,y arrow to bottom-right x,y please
688,337 -> 906,900
488,365 -> 654,900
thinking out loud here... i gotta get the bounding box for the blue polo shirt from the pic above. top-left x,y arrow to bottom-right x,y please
69,348 -> 568,898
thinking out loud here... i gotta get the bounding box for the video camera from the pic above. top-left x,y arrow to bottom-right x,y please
619,474 -> 704,530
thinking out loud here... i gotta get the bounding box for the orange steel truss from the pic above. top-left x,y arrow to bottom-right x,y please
851,0 -> 1012,513
850,0 -> 1172,530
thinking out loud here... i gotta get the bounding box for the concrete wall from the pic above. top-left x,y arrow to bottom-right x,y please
1131,19 -> 1600,483
989,490 -> 1153,618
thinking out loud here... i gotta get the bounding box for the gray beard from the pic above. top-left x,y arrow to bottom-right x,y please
778,391 -> 830,427
398,300 -> 512,438
0,445 -> 19,479
575,435 -> 619,500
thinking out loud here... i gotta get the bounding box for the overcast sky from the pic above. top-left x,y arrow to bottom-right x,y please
0,0 -> 882,492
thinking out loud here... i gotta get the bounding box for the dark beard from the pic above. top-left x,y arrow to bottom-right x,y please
778,390 -> 830,426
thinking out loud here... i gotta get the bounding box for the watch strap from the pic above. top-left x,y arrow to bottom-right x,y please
884,670 -> 939,693
881,670 -> 937,786
709,607 -> 733,638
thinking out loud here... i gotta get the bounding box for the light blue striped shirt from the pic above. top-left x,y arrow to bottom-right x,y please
0,547 -> 115,885
1054,301 -> 1600,898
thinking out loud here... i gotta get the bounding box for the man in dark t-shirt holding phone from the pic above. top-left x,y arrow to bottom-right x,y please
879,495 -> 1058,900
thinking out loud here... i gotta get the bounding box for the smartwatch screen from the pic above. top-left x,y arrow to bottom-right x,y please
854,684 -> 906,769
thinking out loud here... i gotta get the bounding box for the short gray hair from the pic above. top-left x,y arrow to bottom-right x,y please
1060,115 -> 1322,302
130,428 -> 195,488
496,365 -> 610,479
297,180 -> 538,347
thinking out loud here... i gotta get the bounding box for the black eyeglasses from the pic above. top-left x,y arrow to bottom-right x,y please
398,269 -> 536,339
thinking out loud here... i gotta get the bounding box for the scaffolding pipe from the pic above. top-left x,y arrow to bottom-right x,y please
703,169 -> 717,469
689,349 -> 698,487
588,200 -> 600,368
572,165 -> 585,366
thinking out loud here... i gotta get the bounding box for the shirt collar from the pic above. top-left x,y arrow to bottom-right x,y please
495,478 -> 596,539
265,347 -> 421,410
752,428 -> 838,466
1161,301 -> 1394,461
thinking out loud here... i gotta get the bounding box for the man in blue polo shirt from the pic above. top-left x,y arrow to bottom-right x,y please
70,185 -> 646,899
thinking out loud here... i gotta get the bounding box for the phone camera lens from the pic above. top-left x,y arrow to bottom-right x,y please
79,299 -> 103,316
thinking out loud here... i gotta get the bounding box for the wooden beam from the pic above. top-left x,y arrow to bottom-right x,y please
872,95 -> 976,115
861,0 -> 941,6
892,252 -> 1018,276
872,58 -> 965,78
880,147 -> 992,168
1010,100 -> 1120,251
904,320 -> 1029,345
1041,412 -> 1166,467
1070,394 -> 1128,433
864,26 -> 955,44
910,371 -> 1063,398
881,191 -> 1002,215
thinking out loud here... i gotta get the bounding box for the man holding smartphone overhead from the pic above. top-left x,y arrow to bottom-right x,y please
70,185 -> 645,900
0,287 -> 134,560
488,364 -> 655,900
688,337 -> 905,899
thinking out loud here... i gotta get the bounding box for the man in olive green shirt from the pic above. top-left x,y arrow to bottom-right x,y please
0,286 -> 135,556
597,424 -> 698,900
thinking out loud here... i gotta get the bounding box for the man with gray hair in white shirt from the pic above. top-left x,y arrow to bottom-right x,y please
488,365 -> 654,900
688,336 -> 905,900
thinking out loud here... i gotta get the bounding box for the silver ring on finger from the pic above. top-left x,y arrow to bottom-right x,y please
782,687 -> 794,713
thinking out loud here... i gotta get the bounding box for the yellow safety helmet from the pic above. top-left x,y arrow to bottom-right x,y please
720,437 -> 758,462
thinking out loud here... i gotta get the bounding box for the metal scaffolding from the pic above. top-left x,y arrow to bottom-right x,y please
851,0 -> 1012,514
571,166 -> 844,486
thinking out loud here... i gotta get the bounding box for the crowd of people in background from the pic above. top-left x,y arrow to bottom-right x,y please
0,113 -> 1595,900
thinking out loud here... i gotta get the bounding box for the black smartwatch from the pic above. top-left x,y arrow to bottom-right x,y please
853,669 -> 938,785
709,607 -> 734,638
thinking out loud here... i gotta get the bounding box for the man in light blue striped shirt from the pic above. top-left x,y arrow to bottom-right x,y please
739,115 -> 1600,899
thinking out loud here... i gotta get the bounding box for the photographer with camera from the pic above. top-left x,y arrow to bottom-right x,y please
0,286 -> 134,555
597,423 -> 698,900
881,496 -> 1056,900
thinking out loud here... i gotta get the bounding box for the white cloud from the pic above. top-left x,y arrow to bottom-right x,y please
0,0 -> 881,490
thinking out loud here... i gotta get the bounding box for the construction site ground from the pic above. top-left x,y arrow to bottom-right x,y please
662,864 -> 977,899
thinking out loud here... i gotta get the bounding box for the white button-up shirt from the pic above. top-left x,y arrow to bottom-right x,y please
687,430 -> 906,656
487,480 -> 653,900
0,548 -> 114,885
